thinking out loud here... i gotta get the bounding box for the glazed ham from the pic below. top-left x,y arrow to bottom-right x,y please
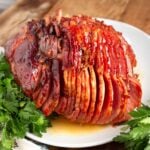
5,13 -> 142,124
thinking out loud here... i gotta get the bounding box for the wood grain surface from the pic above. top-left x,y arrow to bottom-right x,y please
0,0 -> 149,46
0,0 -> 149,149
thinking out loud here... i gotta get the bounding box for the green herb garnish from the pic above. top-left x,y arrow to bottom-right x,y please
114,105 -> 150,150
0,54 -> 49,150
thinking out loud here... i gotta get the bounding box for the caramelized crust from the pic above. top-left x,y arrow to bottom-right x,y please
5,13 -> 142,124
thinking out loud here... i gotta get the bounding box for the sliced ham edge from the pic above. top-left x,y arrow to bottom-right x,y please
67,70 -> 82,121
85,66 -> 97,123
42,59 -> 60,116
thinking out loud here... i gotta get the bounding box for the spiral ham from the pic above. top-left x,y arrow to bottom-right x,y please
5,13 -> 142,124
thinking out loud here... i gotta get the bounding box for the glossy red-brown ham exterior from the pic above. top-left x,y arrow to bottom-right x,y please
5,15 -> 142,124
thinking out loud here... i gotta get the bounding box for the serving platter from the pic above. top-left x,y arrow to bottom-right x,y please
26,18 -> 150,148
1,18 -> 150,148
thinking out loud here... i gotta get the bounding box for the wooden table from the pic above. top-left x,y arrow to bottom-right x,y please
0,0 -> 149,46
0,0 -> 149,149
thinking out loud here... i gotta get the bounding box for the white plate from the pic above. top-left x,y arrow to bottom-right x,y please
2,18 -> 150,148
27,19 -> 150,148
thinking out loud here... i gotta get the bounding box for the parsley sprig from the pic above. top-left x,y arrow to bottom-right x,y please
0,54 -> 49,150
114,105 -> 150,150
